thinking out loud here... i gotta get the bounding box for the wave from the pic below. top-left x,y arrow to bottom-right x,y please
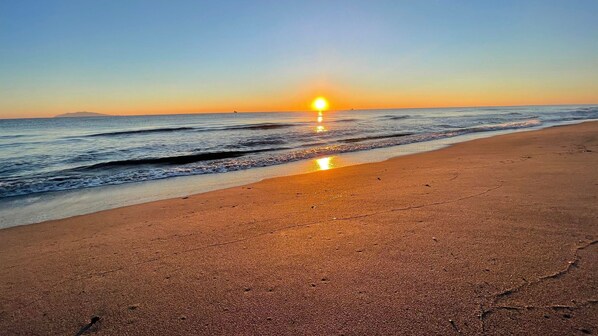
438,124 -> 457,128
299,141 -> 326,147
455,119 -> 541,133
79,122 -> 301,138
236,138 -> 287,147
340,133 -> 414,143
78,148 -> 283,170
225,122 -> 297,130
380,115 -> 411,120
0,134 -> 26,139
87,127 -> 195,137
576,106 -> 598,112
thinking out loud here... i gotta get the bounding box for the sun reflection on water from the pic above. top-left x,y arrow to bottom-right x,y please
315,111 -> 326,132
316,157 -> 333,170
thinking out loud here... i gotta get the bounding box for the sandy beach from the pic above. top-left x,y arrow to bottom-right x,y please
0,121 -> 596,335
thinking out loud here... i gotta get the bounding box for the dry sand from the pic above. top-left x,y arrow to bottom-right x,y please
1,121 -> 597,335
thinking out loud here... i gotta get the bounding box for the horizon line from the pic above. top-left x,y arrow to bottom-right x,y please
1,102 -> 596,120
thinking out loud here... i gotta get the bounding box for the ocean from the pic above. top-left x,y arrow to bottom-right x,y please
1,105 -> 597,200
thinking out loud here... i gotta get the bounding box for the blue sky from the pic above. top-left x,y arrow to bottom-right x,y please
1,0 -> 597,117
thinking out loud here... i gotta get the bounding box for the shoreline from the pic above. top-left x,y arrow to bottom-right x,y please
1,118 -> 594,229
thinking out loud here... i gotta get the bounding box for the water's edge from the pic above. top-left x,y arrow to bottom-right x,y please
0,119 -> 595,229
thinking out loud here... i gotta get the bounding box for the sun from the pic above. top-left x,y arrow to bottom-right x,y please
312,97 -> 328,111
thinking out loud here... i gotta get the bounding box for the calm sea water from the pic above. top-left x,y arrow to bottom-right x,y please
1,105 -> 597,200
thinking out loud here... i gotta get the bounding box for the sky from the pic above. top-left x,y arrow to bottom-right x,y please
0,0 -> 597,118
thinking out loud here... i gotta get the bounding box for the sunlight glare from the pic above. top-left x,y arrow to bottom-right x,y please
316,157 -> 333,170
312,97 -> 328,111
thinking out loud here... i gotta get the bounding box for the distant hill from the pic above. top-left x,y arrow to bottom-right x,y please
54,111 -> 109,118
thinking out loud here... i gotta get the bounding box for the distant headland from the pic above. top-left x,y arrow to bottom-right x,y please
54,111 -> 109,118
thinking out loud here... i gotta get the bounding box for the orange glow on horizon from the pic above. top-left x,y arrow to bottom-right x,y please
1,58 -> 597,119
2,85 -> 597,119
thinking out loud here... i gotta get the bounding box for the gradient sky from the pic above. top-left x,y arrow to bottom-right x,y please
1,0 -> 597,118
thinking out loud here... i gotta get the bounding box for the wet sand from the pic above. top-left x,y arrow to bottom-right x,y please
0,121 -> 597,335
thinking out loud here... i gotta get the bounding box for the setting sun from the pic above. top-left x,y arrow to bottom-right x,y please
312,97 -> 328,111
